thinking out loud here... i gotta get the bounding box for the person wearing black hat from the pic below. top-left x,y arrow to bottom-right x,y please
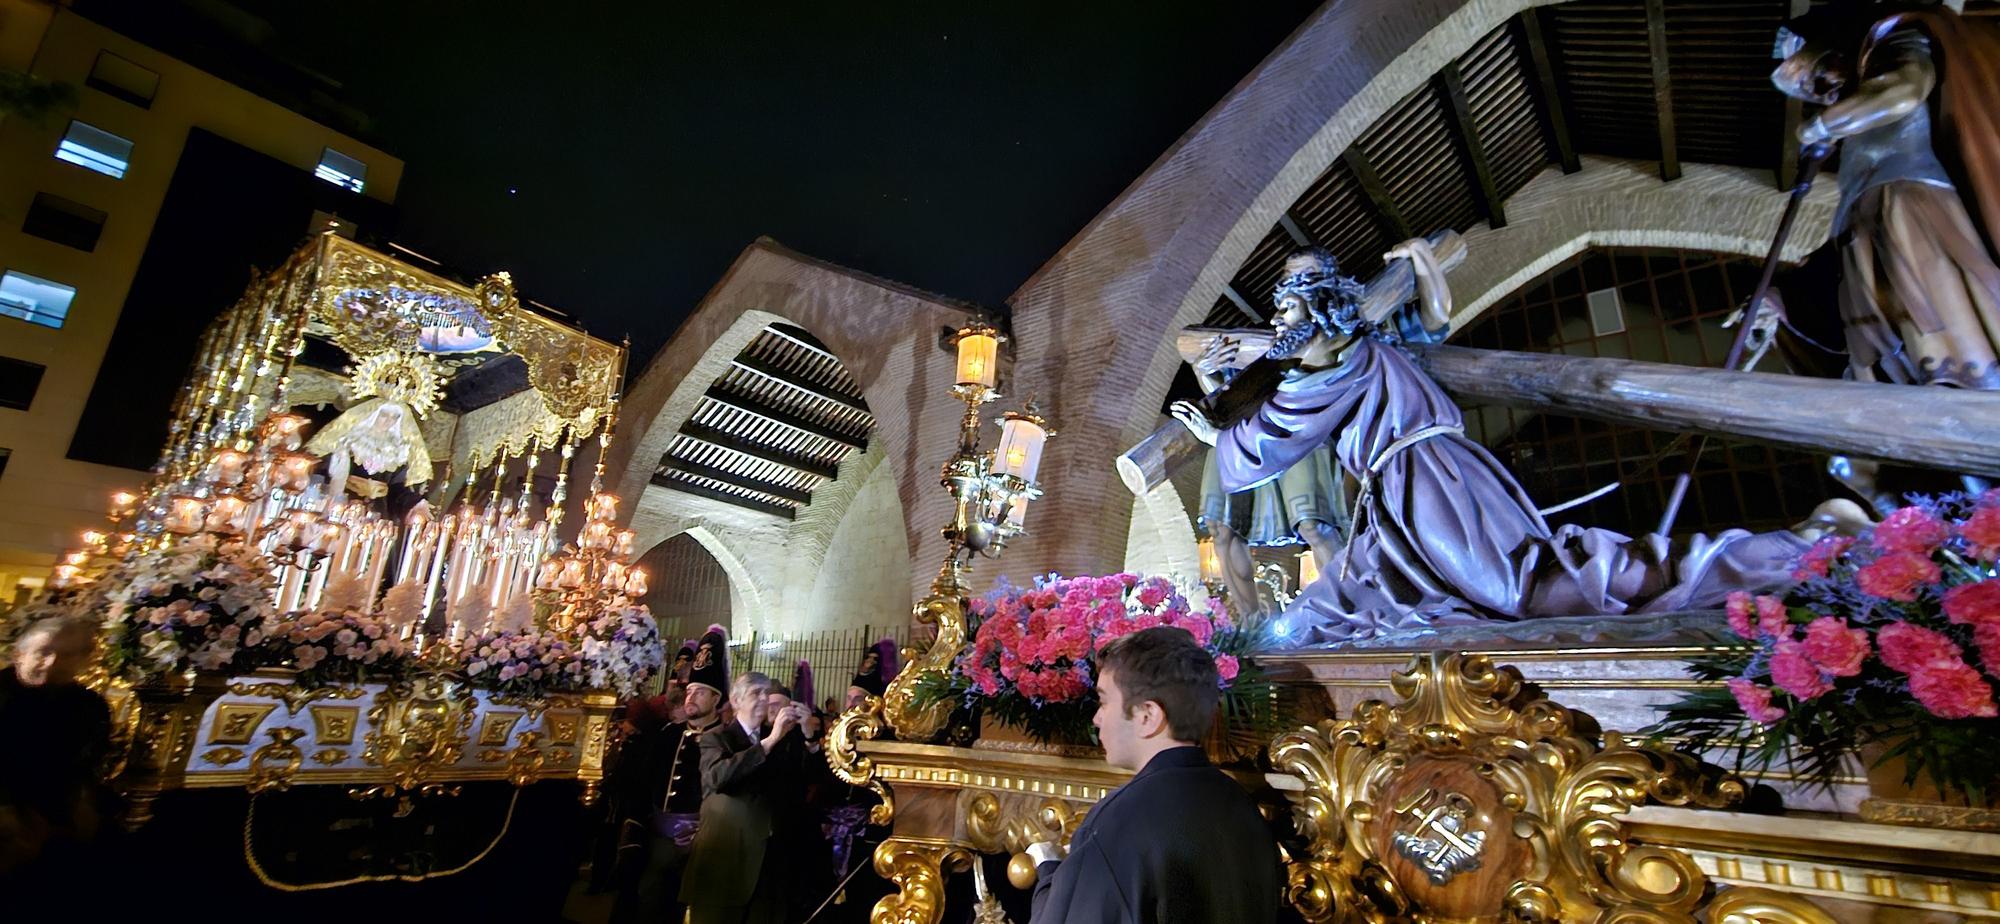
844,639 -> 897,711
610,625 -> 728,923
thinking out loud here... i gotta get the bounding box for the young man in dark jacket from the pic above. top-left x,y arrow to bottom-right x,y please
1029,626 -> 1281,923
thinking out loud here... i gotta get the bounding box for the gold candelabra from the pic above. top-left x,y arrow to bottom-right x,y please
879,321 -> 1053,739
532,416 -> 647,632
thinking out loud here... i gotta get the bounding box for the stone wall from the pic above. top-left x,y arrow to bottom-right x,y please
610,240 -> 980,637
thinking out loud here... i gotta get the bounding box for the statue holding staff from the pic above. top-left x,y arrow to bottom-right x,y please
1171,240 -> 1813,643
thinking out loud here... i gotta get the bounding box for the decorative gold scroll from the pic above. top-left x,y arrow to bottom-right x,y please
1269,651 -> 1769,924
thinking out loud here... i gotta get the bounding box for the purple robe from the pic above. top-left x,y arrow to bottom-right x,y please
1216,337 -> 1807,643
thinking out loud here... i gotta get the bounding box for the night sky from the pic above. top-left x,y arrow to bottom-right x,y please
82,1 -> 1323,364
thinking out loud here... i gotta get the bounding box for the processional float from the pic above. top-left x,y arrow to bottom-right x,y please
828,215 -> 2000,922
41,234 -> 664,873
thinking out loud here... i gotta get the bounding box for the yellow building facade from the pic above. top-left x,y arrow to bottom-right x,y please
0,1 -> 401,604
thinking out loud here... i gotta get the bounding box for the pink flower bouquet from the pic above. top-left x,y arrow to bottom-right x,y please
914,572 -> 1265,745
1657,491 -> 2000,801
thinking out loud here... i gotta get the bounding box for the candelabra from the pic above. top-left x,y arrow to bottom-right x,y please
532,417 -> 647,632
880,321 -> 1053,740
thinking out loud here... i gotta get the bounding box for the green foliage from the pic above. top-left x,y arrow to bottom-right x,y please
0,70 -> 78,126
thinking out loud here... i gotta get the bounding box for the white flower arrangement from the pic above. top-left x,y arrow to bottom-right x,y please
104,535 -> 278,680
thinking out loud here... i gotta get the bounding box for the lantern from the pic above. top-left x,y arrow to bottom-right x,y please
108,491 -> 139,520
992,407 -> 1048,482
206,494 -> 249,535
262,412 -> 309,451
276,452 -> 316,493
954,324 -> 1000,390
206,449 -> 248,486
623,567 -> 649,597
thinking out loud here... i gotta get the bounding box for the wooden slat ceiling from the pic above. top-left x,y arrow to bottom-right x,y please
1201,1 -> 1804,328
653,322 -> 874,518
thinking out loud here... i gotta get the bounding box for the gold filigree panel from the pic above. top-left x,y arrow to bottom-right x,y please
1271,652 -> 1750,924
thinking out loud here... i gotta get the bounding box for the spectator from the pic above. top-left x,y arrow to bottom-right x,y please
0,616 -> 114,904
1027,626 -> 1280,923
680,671 -> 808,923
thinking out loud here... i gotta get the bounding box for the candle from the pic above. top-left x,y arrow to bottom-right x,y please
277,453 -> 315,493
108,491 -> 138,520
206,494 -> 249,535
623,567 -> 648,597
164,496 -> 206,535
614,528 -> 636,560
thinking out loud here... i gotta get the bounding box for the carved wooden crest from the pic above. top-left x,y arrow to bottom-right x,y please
1271,651 -> 1753,923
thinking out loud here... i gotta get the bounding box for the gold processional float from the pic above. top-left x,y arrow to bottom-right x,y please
820,322 -> 2000,923
43,233 -> 655,843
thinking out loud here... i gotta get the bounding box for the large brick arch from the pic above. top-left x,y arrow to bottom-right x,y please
996,0 -> 1834,585
608,239 -> 982,626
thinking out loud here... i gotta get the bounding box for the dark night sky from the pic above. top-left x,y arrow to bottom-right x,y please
79,1 -> 1322,363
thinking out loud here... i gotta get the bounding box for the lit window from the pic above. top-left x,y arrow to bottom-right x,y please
314,148 -> 367,193
0,270 -> 77,329
54,120 -> 132,178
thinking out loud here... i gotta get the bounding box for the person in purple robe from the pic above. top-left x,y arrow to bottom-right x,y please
1170,242 -> 1812,643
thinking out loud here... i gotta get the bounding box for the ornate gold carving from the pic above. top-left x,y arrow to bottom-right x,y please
353,674 -> 472,812
828,694 -> 895,826
1704,887 -> 1839,924
490,295 -> 619,423
309,705 -> 360,745
1270,652 -> 1746,924
1857,797 -> 2000,833
311,748 -> 347,766
871,839 -> 973,924
226,680 -> 367,716
209,702 -> 278,745
504,731 -> 547,788
882,591 -> 968,741
544,713 -> 580,745
201,746 -> 246,765
964,791 -> 1089,889
476,748 -> 508,764
478,712 -> 524,747
247,727 -> 305,794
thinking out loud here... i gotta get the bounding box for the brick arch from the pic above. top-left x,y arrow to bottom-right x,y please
607,239 -> 980,618
998,0 -> 1834,584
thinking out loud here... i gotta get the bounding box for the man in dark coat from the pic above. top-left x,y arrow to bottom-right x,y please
611,627 -> 729,923
1029,626 -> 1281,924
679,669 -> 805,924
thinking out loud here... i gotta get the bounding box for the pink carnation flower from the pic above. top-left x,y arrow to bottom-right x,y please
1907,662 -> 1999,720
1973,622 -> 2000,677
1800,617 -> 1868,677
1791,535 -> 1856,581
1877,622 -> 1963,674
1725,592 -> 1755,639
1854,551 -> 1941,602
1942,579 -> 2000,629
1769,639 -> 1833,701
1958,499 -> 2000,562
1214,654 -> 1240,684
1754,595 -> 1790,639
1872,506 -> 1949,555
1726,678 -> 1786,724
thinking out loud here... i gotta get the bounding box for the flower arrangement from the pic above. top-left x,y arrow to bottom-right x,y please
104,535 -> 278,681
1654,491 -> 2000,802
257,607 -> 411,687
458,604 -> 664,699
913,572 -> 1267,745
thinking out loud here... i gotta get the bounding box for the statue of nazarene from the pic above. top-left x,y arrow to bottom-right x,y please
1172,240 -> 1813,643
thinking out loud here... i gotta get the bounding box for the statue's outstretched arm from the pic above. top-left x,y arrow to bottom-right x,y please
1800,56 -> 1934,144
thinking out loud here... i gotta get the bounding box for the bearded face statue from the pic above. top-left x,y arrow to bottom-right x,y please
1266,248 -> 1365,359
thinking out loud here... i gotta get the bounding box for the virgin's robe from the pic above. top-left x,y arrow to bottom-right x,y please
1215,336 -> 1807,643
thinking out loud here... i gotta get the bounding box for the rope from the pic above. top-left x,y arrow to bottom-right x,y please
242,787 -> 520,892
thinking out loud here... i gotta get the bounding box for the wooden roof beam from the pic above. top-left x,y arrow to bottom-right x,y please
1644,0 -> 1682,181
1437,64 -> 1509,228
1341,149 -> 1414,242
660,455 -> 813,505
650,472 -> 798,520
1221,283 -> 1267,323
705,388 -> 869,450
1520,7 -> 1580,174
731,354 -> 870,415
677,422 -> 840,480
